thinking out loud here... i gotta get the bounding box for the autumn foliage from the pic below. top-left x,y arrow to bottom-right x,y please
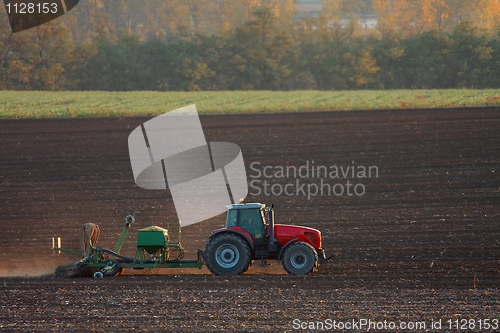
2,0 -> 500,90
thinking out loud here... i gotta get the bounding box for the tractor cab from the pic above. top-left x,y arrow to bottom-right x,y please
225,203 -> 267,246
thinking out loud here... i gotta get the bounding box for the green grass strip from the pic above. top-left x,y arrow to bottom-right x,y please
1,90 -> 500,118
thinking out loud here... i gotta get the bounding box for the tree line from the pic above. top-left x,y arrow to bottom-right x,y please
1,0 -> 500,90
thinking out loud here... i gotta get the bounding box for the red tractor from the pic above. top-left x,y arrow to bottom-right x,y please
204,202 -> 329,275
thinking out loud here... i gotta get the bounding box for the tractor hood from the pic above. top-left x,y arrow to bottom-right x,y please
271,224 -> 322,250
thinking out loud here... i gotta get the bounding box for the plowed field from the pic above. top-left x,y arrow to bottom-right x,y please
1,108 -> 499,332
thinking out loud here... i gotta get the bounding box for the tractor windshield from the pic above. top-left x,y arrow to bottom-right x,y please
239,208 -> 265,244
261,208 -> 268,226
225,207 -> 266,245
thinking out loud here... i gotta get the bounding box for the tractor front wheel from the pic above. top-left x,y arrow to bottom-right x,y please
205,233 -> 251,275
282,242 -> 318,275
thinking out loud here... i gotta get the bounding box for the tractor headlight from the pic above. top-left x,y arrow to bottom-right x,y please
304,232 -> 320,249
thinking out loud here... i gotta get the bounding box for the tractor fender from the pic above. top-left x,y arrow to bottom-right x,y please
209,228 -> 255,250
278,238 -> 299,261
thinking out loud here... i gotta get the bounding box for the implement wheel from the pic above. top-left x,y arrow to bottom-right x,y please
102,259 -> 123,277
205,233 -> 251,275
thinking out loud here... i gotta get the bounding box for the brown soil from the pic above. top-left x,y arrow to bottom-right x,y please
1,108 -> 499,332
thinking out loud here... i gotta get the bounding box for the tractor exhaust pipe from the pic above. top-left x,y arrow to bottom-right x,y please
269,204 -> 275,243
268,204 -> 278,252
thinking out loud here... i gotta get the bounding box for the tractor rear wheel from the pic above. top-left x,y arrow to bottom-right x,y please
205,233 -> 251,275
282,242 -> 318,275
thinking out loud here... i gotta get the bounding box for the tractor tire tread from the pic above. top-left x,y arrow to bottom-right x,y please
282,242 -> 318,275
205,233 -> 252,275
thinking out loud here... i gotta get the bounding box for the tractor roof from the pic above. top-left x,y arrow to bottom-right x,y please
225,203 -> 265,210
